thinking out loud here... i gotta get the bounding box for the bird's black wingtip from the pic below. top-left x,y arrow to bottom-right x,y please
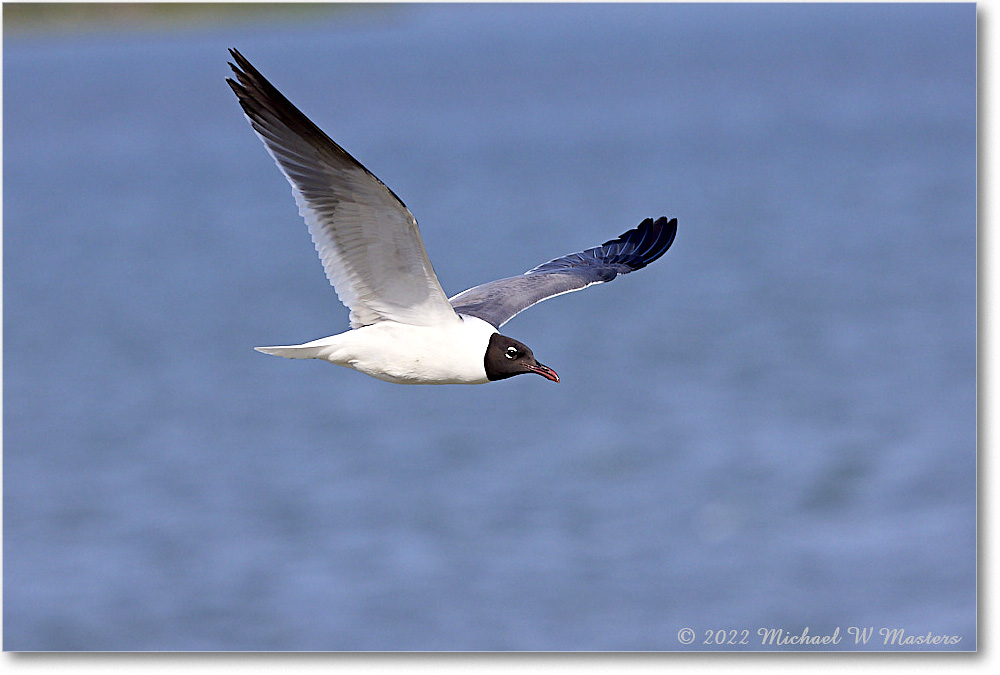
650,216 -> 678,257
227,48 -> 253,80
226,48 -> 264,89
224,48 -> 282,120
603,215 -> 677,271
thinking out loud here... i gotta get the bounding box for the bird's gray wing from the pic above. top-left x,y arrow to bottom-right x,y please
450,216 -> 677,328
227,49 -> 460,329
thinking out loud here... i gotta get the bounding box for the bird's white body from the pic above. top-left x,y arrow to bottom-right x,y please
256,314 -> 499,385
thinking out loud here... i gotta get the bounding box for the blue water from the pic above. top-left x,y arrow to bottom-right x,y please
3,3 -> 976,651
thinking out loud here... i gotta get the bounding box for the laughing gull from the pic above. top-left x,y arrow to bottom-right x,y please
227,49 -> 677,385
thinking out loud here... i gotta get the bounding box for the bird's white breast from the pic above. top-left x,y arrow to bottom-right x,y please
307,315 -> 499,384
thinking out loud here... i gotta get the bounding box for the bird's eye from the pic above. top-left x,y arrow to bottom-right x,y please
505,346 -> 518,359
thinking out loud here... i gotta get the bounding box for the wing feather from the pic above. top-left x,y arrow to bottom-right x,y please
450,217 -> 677,328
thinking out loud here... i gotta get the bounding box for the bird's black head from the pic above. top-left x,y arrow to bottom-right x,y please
484,333 -> 560,383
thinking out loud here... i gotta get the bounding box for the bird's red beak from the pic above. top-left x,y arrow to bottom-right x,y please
527,363 -> 560,383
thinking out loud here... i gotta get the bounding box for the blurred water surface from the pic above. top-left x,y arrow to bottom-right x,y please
3,3 -> 976,650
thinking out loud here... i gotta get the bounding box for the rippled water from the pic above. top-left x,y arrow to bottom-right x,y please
3,3 -> 976,650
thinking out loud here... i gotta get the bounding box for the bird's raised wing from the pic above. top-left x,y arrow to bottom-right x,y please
227,49 -> 460,329
450,217 -> 677,328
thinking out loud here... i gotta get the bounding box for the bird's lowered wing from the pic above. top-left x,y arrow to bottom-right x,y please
450,216 -> 677,328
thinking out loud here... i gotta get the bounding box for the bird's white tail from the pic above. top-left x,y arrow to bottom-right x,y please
255,345 -> 327,360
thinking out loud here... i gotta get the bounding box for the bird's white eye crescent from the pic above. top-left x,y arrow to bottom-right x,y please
505,346 -> 518,359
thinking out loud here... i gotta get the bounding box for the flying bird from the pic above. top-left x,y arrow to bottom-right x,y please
227,48 -> 677,385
